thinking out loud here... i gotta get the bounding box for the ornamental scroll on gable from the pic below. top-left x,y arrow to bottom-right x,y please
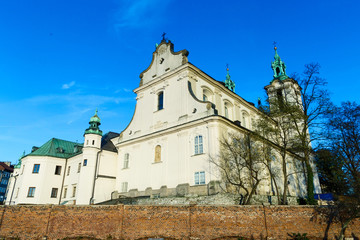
139,40 -> 189,86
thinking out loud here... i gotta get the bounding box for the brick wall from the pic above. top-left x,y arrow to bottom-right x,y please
0,205 -> 359,240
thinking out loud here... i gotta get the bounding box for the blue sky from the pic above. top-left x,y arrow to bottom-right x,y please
1,0 -> 359,164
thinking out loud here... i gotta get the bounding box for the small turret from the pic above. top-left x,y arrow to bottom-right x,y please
224,65 -> 235,92
14,151 -> 25,169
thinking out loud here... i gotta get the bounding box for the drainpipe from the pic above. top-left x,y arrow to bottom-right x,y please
90,150 -> 101,205
8,174 -> 18,205
58,158 -> 68,205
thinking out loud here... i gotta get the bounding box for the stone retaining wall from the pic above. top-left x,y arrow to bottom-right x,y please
0,205 -> 359,239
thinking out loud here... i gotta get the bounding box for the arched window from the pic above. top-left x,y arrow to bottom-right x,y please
194,135 -> 203,155
154,145 -> 161,163
242,111 -> 249,128
123,153 -> 129,169
225,105 -> 229,118
158,92 -> 164,110
202,87 -> 213,103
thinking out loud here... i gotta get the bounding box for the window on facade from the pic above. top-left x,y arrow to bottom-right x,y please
154,145 -> 161,163
194,135 -> 203,155
27,187 -> 35,197
83,159 -> 87,166
203,94 -> 208,101
92,140 -> 95,145
77,163 -> 81,173
32,164 -> 40,173
63,187 -> 67,198
51,188 -> 58,198
67,166 -> 71,176
121,182 -> 128,192
86,140 -> 89,145
55,166 -> 62,175
158,92 -> 164,110
72,186 -> 76,197
225,105 -> 229,118
123,153 -> 129,169
16,188 -> 19,198
194,171 -> 205,185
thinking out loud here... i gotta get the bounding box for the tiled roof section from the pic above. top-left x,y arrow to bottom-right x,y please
101,132 -> 119,152
27,138 -> 83,158
0,162 -> 13,172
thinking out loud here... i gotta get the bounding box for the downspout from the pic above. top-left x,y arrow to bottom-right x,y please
8,174 -> 18,205
90,150 -> 101,205
58,158 -> 68,205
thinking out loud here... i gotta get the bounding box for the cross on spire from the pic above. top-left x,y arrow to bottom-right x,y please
162,32 -> 166,42
273,41 -> 277,50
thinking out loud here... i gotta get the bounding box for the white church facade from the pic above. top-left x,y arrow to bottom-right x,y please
5,39 -> 321,205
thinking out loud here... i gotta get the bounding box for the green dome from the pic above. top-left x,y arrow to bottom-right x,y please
90,114 -> 101,123
84,109 -> 102,136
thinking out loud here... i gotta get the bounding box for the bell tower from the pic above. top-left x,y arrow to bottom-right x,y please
265,46 -> 302,110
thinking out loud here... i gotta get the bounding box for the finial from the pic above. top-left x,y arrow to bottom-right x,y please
161,32 -> 166,42
273,41 -> 277,50
226,63 -> 229,72
95,108 -> 98,115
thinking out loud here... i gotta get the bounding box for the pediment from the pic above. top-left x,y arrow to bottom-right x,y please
139,40 -> 189,86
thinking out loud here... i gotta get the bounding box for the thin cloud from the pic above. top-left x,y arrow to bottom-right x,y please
62,81 -> 76,89
113,0 -> 172,32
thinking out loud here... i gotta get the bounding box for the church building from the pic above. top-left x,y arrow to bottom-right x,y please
5,39 -> 321,205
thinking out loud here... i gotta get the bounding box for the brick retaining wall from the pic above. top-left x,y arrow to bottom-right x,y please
0,205 -> 359,239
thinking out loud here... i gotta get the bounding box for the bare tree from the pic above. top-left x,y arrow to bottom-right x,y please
321,101 -> 360,239
211,132 -> 268,205
255,107 -> 299,205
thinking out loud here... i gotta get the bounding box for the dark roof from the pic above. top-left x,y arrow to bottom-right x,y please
0,162 -> 14,172
101,132 -> 119,152
27,138 -> 82,159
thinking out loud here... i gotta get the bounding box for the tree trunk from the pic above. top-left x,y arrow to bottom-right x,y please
338,218 -> 351,240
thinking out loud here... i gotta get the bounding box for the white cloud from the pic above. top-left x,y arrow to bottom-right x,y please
62,81 -> 76,89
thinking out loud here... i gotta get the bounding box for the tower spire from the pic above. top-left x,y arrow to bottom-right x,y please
271,44 -> 289,81
224,64 -> 235,92
84,109 -> 103,136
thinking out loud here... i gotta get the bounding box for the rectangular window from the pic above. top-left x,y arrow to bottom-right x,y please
51,188 -> 58,198
194,136 -> 203,155
63,187 -> 67,198
67,166 -> 71,176
15,188 -> 19,198
123,153 -> 129,169
158,92 -> 164,110
27,187 -> 35,197
32,164 -> 40,173
21,165 -> 25,174
77,163 -> 81,173
55,165 -> 62,175
72,186 -> 76,197
194,171 -> 205,185
121,182 -> 128,192
83,159 -> 87,166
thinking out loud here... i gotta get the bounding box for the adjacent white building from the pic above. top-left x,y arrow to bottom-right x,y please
5,39 -> 321,205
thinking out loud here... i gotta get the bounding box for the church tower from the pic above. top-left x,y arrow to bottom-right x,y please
265,46 -> 302,110
77,109 -> 103,204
